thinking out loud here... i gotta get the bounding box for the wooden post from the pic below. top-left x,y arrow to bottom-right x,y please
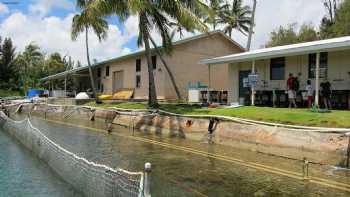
315,53 -> 320,107
251,60 -> 256,106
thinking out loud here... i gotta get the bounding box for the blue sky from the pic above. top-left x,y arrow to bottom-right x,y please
0,0 -> 326,65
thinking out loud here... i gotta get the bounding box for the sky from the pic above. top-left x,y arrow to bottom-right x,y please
0,0 -> 326,65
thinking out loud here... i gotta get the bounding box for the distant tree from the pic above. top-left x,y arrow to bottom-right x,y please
45,53 -> 66,76
0,38 -> 17,85
329,0 -> 350,37
323,0 -> 340,23
297,24 -> 319,43
319,0 -> 347,38
16,44 -> 44,91
265,24 -> 298,47
265,23 -> 319,47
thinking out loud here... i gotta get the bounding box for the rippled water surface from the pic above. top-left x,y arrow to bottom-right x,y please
0,128 -> 81,197
23,113 -> 350,197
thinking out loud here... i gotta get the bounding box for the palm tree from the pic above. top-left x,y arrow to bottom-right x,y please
217,0 -> 252,38
91,0 -> 208,107
204,0 -> 225,30
16,44 -> 44,93
246,0 -> 257,51
71,0 -> 108,100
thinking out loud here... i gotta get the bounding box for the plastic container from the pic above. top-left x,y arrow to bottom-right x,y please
27,89 -> 44,98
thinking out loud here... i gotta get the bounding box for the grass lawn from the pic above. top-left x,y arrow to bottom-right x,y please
85,102 -> 350,128
0,89 -> 22,97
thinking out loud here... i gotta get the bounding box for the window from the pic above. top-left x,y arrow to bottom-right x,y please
97,68 -> 101,78
136,75 -> 141,88
308,52 -> 328,79
97,79 -> 101,90
105,66 -> 110,77
136,59 -> 141,72
270,57 -> 285,80
152,55 -> 157,69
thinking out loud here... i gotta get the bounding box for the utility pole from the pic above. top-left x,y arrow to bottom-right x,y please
246,0 -> 257,51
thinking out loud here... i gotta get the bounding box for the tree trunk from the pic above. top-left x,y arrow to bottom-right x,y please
85,27 -> 98,100
149,37 -> 182,100
142,26 -> 158,107
246,0 -> 257,51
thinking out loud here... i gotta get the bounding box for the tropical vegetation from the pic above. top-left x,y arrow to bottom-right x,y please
266,0 -> 350,47
0,36 -> 77,96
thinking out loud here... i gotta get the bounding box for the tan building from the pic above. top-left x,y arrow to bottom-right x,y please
42,31 -> 244,100
201,36 -> 350,109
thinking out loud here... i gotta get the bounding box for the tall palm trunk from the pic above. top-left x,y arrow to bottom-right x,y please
141,18 -> 158,107
149,37 -> 181,100
246,0 -> 257,51
85,26 -> 97,99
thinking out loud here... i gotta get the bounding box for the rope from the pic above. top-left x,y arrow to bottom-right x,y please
0,111 -> 145,197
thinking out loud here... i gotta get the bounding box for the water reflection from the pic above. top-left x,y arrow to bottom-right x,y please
0,129 -> 81,197
27,114 -> 350,197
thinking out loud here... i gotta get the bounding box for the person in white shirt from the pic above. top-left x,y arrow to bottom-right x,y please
305,80 -> 313,108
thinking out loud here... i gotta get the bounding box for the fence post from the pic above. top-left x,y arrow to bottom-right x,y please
144,162 -> 151,197
346,132 -> 350,168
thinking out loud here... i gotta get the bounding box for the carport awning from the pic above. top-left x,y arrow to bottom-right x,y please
200,36 -> 350,65
40,67 -> 89,81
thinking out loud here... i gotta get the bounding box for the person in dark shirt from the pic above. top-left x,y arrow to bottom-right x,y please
287,73 -> 297,108
321,80 -> 332,110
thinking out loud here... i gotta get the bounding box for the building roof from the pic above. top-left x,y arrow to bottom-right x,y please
200,36 -> 350,65
41,30 -> 244,81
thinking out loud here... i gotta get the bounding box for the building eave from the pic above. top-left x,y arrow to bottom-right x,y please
200,36 -> 350,65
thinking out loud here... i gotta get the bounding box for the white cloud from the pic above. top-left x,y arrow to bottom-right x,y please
0,0 -> 328,68
229,0 -> 326,49
0,3 -> 9,14
29,0 -> 75,16
0,11 -> 138,65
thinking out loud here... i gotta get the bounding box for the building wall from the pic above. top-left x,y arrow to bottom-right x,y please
228,49 -> 350,103
97,33 -> 243,100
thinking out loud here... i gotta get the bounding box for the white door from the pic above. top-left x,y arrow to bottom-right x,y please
113,70 -> 124,92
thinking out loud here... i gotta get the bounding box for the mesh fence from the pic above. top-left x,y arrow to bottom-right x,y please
0,111 -> 145,197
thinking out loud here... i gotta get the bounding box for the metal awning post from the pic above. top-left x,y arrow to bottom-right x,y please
64,75 -> 67,98
315,53 -> 320,107
208,64 -> 211,103
251,60 -> 256,106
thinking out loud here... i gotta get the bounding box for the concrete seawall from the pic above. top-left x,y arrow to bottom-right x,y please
91,108 -> 349,165
7,103 -> 349,166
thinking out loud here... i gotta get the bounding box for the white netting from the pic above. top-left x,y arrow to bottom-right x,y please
0,111 -> 145,197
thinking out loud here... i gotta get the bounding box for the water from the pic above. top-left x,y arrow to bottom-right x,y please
0,128 -> 81,197
24,113 -> 350,197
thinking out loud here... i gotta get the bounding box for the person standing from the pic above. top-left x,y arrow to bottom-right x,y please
321,80 -> 332,110
305,80 -> 314,108
287,73 -> 297,108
